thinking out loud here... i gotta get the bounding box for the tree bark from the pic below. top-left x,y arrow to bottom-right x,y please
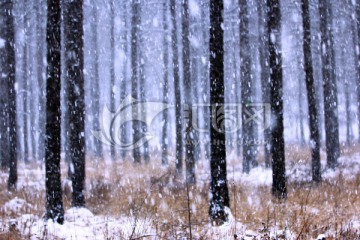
170,0 -> 183,175
182,0 -> 195,184
267,0 -> 287,199
209,0 -> 230,224
64,0 -> 86,207
240,0 -> 257,173
0,0 -> 17,189
131,0 -> 141,163
301,0 -> 321,182
257,0 -> 271,168
45,0 -> 64,224
110,0 -> 116,160
162,0 -> 169,166
318,0 -> 340,169
91,0 -> 103,158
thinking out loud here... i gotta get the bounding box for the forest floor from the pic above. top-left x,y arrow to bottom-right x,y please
0,144 -> 360,239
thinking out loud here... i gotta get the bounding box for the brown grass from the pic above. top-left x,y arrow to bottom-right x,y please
1,146 -> 360,239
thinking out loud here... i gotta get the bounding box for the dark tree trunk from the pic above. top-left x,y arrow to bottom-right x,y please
161,0 -> 169,166
170,0 -> 183,175
110,0 -> 116,160
182,0 -> 195,184
318,0 -> 340,169
267,0 -> 286,199
209,0 -> 230,224
45,0 -> 64,224
91,0 -> 102,158
64,0 -> 86,207
0,1 -> 10,169
240,0 -> 257,173
301,0 -> 321,182
0,0 -> 17,189
131,0 -> 141,163
257,0 -> 271,168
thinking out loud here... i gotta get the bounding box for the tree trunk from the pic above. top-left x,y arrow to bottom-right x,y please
209,0 -> 230,224
119,0 -> 127,160
139,5 -> 150,164
0,0 -> 17,189
182,0 -> 195,184
267,0 -> 287,199
91,0 -> 103,158
161,0 -> 169,166
36,0 -> 46,162
110,0 -> 116,160
240,0 -> 257,173
23,1 -> 29,163
64,0 -> 86,207
0,1 -> 10,169
131,0 -> 141,163
257,0 -> 271,168
318,0 -> 340,169
45,0 -> 64,224
354,0 -> 360,143
301,0 -> 321,182
170,0 -> 183,175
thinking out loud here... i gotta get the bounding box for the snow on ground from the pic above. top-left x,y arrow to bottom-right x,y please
1,150 -> 360,239
1,205 -> 155,239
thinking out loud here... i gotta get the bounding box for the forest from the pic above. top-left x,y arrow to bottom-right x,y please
0,0 -> 360,239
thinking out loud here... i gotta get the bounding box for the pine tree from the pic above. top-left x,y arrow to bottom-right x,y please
161,0 -> 169,166
301,0 -> 321,182
45,0 -> 64,223
110,0 -> 116,160
91,0 -> 103,158
182,0 -> 195,184
131,0 -> 141,163
318,0 -> 340,169
0,0 -> 17,190
63,0 -> 86,207
257,0 -> 271,168
170,0 -> 183,175
209,0 -> 230,224
267,0 -> 287,199
240,0 -> 258,173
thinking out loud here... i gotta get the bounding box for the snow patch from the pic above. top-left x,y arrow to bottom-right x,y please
9,208 -> 155,240
2,197 -> 33,214
0,38 -> 5,48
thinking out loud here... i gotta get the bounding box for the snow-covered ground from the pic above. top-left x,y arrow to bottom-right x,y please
1,149 -> 360,239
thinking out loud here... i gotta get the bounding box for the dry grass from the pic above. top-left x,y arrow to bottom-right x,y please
1,146 -> 360,239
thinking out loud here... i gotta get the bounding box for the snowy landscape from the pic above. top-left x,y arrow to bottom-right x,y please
1,0 -> 360,239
